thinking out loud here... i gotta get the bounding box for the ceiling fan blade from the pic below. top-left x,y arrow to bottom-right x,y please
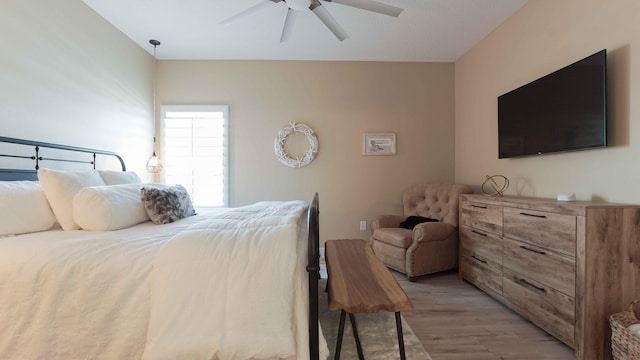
220,0 -> 283,25
280,9 -> 298,42
309,1 -> 349,41
326,0 -> 403,17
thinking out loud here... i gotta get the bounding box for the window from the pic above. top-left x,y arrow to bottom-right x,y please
160,105 -> 229,207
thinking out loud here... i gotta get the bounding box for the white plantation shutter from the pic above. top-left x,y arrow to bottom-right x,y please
160,105 -> 229,207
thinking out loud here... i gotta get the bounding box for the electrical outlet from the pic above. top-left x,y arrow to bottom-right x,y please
359,220 -> 367,231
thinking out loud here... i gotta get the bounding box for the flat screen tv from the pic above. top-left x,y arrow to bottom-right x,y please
498,49 -> 607,159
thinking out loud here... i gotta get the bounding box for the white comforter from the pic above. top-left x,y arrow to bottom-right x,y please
0,201 -> 328,360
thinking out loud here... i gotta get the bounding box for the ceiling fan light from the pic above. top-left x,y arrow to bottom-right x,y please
310,2 -> 349,41
329,0 -> 403,17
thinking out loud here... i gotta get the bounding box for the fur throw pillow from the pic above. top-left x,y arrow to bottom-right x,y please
140,184 -> 195,224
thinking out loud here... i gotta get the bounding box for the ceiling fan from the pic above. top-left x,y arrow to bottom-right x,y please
220,0 -> 404,42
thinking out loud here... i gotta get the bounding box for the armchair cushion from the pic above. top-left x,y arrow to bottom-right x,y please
371,228 -> 413,248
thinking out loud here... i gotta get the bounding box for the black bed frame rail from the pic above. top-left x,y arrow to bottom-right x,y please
0,136 -> 126,177
307,192 -> 320,360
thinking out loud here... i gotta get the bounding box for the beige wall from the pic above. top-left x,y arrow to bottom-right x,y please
11,0 -> 637,243
159,60 -> 455,242
455,0 -> 640,203
0,0 -> 153,176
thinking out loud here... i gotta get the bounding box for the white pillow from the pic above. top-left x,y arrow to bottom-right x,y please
98,170 -> 142,185
73,184 -> 150,231
0,181 -> 58,236
37,169 -> 105,230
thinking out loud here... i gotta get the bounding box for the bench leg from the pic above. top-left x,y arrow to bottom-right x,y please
334,310 -> 346,360
395,312 -> 406,360
334,311 -> 366,360
348,313 -> 365,360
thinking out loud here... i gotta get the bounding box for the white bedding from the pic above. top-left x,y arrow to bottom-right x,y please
0,202 -> 328,359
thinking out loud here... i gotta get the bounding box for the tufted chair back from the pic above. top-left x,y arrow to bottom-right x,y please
402,183 -> 473,227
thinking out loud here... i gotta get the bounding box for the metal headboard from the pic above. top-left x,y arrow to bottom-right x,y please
0,136 -> 126,181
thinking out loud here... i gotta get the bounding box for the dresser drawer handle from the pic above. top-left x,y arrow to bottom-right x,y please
519,245 -> 546,255
471,204 -> 488,209
519,278 -> 546,293
472,230 -> 488,237
471,255 -> 488,264
519,212 -> 547,219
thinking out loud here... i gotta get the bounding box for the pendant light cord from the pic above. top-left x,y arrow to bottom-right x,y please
146,40 -> 163,173
150,40 -> 160,153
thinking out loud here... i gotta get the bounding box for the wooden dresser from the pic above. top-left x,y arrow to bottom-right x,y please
458,194 -> 640,360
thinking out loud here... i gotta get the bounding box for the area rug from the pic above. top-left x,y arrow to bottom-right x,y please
318,280 -> 432,359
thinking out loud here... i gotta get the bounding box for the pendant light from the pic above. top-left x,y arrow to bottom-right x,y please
146,39 -> 163,173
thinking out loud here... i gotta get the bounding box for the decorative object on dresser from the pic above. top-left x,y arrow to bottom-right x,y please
481,174 -> 509,196
557,192 -> 577,201
459,193 -> 640,360
370,183 -> 473,281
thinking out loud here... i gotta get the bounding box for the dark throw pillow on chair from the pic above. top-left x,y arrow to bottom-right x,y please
399,215 -> 438,230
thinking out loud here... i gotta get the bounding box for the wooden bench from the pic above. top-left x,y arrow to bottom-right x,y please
325,239 -> 414,360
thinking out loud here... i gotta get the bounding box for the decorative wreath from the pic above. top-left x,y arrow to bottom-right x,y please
274,122 -> 318,168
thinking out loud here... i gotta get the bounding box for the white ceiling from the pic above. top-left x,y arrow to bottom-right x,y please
82,0 -> 528,62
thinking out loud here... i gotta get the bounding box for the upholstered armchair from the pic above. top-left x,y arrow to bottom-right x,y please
370,183 -> 473,281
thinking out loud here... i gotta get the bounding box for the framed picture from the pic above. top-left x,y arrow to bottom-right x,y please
363,133 -> 396,156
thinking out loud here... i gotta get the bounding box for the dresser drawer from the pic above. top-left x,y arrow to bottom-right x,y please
503,269 -> 575,348
460,200 -> 503,235
460,250 -> 502,296
503,238 -> 575,297
503,207 -> 576,256
460,226 -> 502,265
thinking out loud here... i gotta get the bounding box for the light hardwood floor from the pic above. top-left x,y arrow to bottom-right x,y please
395,270 -> 575,360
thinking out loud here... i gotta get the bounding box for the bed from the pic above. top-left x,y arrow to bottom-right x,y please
0,136 -> 328,360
